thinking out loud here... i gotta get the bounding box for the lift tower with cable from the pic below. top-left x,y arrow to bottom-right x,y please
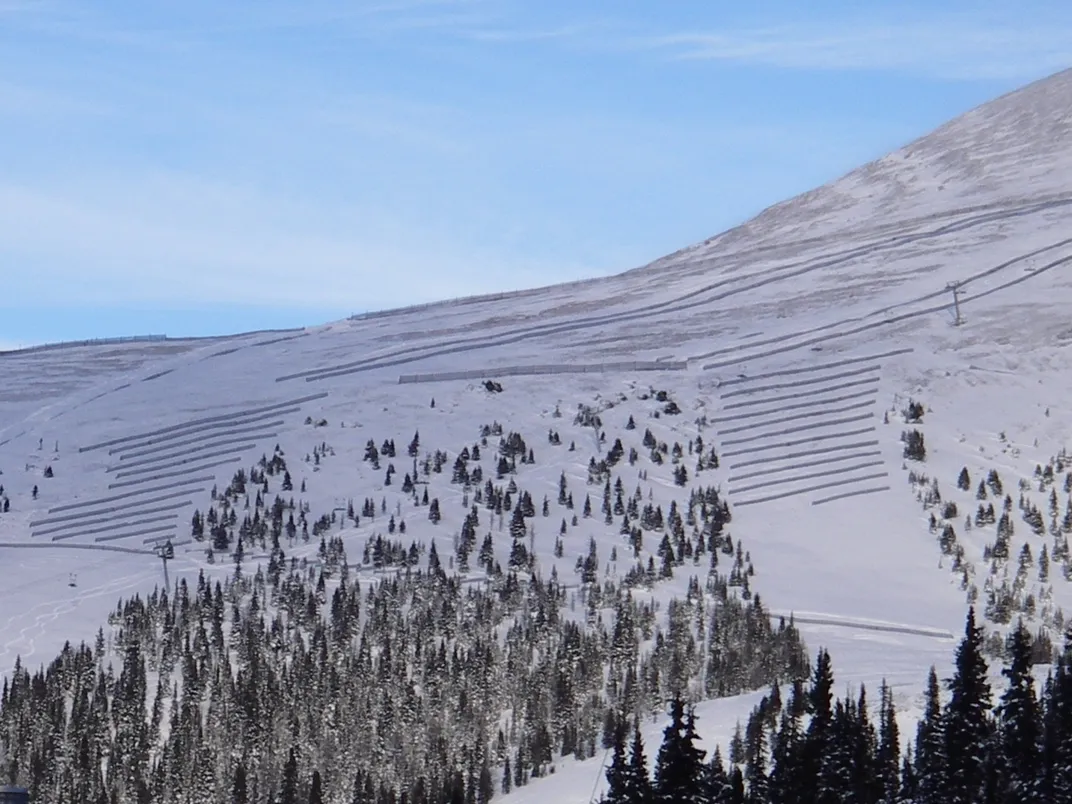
946,281 -> 964,326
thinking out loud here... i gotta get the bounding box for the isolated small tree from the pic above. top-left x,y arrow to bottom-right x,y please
957,467 -> 971,491
903,429 -> 926,462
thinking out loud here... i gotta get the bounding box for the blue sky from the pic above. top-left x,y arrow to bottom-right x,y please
2,0 -> 1071,347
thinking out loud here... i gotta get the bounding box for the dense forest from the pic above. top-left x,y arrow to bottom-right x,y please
0,540 -> 805,803
603,609 -> 1072,804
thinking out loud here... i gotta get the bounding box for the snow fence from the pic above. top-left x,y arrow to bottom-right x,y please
397,361 -> 688,384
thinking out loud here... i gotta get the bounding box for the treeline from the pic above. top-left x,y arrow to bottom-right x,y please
603,607 -> 1072,803
0,541 -> 806,804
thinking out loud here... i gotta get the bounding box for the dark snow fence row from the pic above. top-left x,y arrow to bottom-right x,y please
34,503 -> 191,538
719,365 -> 881,399
45,394 -> 321,547
728,449 -> 883,485
79,392 -> 326,453
94,524 -> 176,544
721,377 -> 880,412
812,485 -> 892,507
107,456 -> 242,490
722,426 -> 876,460
109,434 -> 269,472
718,399 -> 875,436
716,351 -> 899,508
44,394 -> 330,546
31,490 -> 204,541
112,441 -> 261,480
44,481 -> 207,516
51,517 -> 179,543
720,414 -> 876,449
397,361 -> 688,384
729,459 -> 887,497
732,471 -> 890,508
717,389 -> 877,424
716,349 -> 913,388
204,331 -> 308,360
0,334 -> 167,357
115,421 -> 285,460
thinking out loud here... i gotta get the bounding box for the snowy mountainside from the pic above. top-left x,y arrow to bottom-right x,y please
2,67 -> 1072,801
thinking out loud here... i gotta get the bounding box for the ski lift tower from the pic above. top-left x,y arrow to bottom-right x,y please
154,539 -> 175,592
946,281 -> 964,326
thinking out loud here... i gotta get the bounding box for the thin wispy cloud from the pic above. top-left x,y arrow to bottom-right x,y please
0,174 -> 602,310
641,15 -> 1072,81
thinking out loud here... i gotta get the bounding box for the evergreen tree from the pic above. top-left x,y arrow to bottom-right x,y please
798,649 -> 835,803
996,622 -> 1041,802
232,762 -> 248,804
942,608 -> 993,804
281,748 -> 300,804
623,723 -> 654,804
309,770 -> 324,804
915,667 -> 946,804
768,709 -> 803,804
654,697 -> 705,803
604,721 -> 630,804
1046,646 -> 1072,802
876,681 -> 901,804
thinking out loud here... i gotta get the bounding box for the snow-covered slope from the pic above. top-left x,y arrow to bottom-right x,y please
3,66 -> 1072,801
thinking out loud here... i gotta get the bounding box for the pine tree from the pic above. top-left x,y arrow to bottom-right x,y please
232,762 -> 248,804
768,709 -> 803,804
281,748 -> 300,804
915,668 -> 946,804
623,723 -> 653,804
996,622 -> 1041,802
604,721 -> 630,804
1046,646 -> 1072,802
942,608 -> 993,804
309,770 -> 324,804
876,681 -> 901,804
654,697 -> 705,803
957,467 -> 971,491
798,649 -> 835,803
818,697 -> 857,804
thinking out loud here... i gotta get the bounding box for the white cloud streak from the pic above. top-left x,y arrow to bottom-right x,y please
0,174 -> 596,310
639,16 -> 1072,81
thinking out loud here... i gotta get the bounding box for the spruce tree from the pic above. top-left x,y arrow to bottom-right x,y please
309,770 -> 324,804
915,667 -> 946,804
768,709 -> 803,804
232,762 -> 248,804
654,698 -> 705,803
624,723 -> 653,804
604,722 -> 630,804
818,696 -> 856,804
876,681 -> 901,804
942,608 -> 993,804
1047,647 -> 1072,802
799,649 -> 835,803
281,748 -> 300,804
996,622 -> 1041,802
